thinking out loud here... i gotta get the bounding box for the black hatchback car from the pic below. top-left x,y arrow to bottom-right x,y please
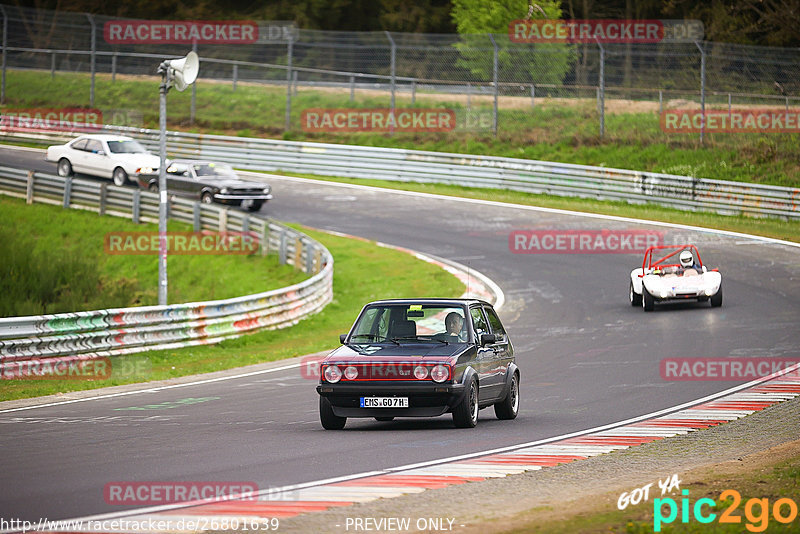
317,298 -> 518,429
137,160 -> 273,212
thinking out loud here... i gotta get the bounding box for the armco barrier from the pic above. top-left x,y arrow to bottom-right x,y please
0,166 -> 333,370
2,126 -> 798,219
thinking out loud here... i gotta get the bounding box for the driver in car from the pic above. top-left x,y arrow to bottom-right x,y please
678,250 -> 702,275
443,312 -> 465,342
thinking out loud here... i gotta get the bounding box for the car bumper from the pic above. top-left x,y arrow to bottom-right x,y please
214,193 -> 273,205
317,381 -> 466,418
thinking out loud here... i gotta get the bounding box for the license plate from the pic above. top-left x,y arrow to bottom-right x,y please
240,199 -> 253,209
360,397 -> 409,408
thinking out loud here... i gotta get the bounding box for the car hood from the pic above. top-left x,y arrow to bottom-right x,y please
324,343 -> 471,362
112,153 -> 161,168
198,177 -> 268,189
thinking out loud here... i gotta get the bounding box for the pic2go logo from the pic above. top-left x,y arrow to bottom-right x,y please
654,490 -> 799,532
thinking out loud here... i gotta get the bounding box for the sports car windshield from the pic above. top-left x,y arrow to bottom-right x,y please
349,304 -> 468,344
106,140 -> 148,154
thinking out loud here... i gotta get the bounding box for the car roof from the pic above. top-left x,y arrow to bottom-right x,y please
364,298 -> 493,308
73,134 -> 135,142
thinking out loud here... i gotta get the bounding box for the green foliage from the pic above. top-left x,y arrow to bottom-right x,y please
450,0 -> 574,84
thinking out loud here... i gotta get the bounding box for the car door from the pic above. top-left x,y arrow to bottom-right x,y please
82,138 -> 107,178
66,138 -> 89,173
166,164 -> 194,197
483,305 -> 514,395
469,306 -> 502,401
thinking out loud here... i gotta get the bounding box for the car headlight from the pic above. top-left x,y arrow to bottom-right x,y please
136,167 -> 154,174
660,289 -> 669,298
220,187 -> 230,194
705,287 -> 715,296
430,365 -> 449,383
323,365 -> 342,383
263,187 -> 271,194
413,365 -> 429,380
343,366 -> 358,380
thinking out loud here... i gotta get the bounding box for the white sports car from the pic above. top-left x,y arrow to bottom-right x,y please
46,134 -> 161,187
630,245 -> 722,311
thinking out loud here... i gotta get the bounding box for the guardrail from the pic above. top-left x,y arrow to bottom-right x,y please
0,166 -> 333,371
2,126 -> 797,220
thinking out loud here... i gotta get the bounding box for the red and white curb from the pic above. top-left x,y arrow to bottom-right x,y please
31,369 -> 800,533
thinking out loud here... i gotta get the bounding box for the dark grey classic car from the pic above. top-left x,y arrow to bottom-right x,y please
317,298 -> 519,429
137,160 -> 272,212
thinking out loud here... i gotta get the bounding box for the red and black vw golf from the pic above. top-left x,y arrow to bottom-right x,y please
317,299 -> 519,429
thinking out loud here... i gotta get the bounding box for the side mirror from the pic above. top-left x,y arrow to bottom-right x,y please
339,334 -> 347,344
480,333 -> 497,346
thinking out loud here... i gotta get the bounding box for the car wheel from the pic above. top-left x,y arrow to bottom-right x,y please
112,167 -> 128,187
642,285 -> 655,312
246,200 -> 263,212
494,371 -> 519,420
630,281 -> 642,306
374,417 -> 394,422
710,285 -> 723,307
452,378 -> 479,428
201,192 -> 214,204
148,182 -> 158,192
319,397 -> 346,430
57,159 -> 73,177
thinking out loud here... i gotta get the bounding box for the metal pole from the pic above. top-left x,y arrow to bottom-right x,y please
695,41 -> 705,144
597,40 -> 605,137
530,84 -> 535,109
158,67 -> 169,306
467,82 -> 471,111
385,31 -> 396,115
285,35 -> 293,131
292,70 -> 298,96
411,80 -> 416,105
659,89 -> 663,115
111,54 -> 116,82
87,14 -> 96,107
51,52 -> 56,79
2,6 -> 8,104
232,64 -> 237,91
190,41 -> 197,125
349,75 -> 354,102
728,93 -> 731,121
488,33 -> 498,137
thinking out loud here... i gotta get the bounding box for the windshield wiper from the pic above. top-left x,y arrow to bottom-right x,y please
417,336 -> 448,344
349,334 -> 398,344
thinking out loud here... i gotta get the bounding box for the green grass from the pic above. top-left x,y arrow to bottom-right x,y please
259,171 -> 800,245
0,195 -> 307,316
0,224 -> 466,401
3,69 -> 800,186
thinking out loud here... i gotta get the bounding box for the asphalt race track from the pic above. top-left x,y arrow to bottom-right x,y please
1,146 -> 799,523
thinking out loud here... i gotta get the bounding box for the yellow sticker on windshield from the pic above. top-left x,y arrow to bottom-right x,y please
409,305 -> 422,311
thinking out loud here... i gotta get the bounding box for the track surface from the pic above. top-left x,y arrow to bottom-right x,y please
1,146 -> 799,522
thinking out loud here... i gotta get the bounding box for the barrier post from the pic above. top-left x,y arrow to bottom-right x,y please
63,176 -> 72,208
26,171 -> 34,204
132,189 -> 141,223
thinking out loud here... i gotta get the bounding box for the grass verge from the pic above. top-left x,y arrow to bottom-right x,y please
0,195 -> 307,316
0,224 -> 465,401
3,69 -> 800,186
495,439 -> 800,533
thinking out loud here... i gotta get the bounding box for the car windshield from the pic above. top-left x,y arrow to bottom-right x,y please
107,140 -> 148,154
192,163 -> 236,178
349,304 -> 468,344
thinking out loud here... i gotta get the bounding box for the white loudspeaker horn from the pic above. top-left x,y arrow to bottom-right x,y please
168,51 -> 199,92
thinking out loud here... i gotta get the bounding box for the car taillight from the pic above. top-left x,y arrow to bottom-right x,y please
344,366 -> 358,380
323,365 -> 342,383
430,365 -> 450,383
413,365 -> 429,380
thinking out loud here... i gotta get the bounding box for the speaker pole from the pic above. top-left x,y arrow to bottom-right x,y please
157,60 -> 170,306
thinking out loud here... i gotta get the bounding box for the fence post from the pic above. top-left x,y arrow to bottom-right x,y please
63,176 -> 72,208
728,93 -> 731,121
86,14 -> 96,107
1,5 -> 7,104
193,202 -> 201,231
659,89 -> 663,115
190,41 -> 197,125
467,82 -> 471,111
695,41 -> 705,144
349,75 -> 355,102
219,208 -> 228,232
261,222 -> 270,256
232,63 -> 237,91
597,39 -> 605,137
241,213 -> 250,234
132,189 -> 141,223
285,35 -> 293,132
292,70 -> 298,96
305,240 -> 314,273
488,33 -> 498,138
99,183 -> 107,215
51,52 -> 56,79
26,171 -> 34,204
411,80 -> 416,105
279,228 -> 288,264
530,84 -> 535,109
385,31 -> 396,117
111,53 -> 116,82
